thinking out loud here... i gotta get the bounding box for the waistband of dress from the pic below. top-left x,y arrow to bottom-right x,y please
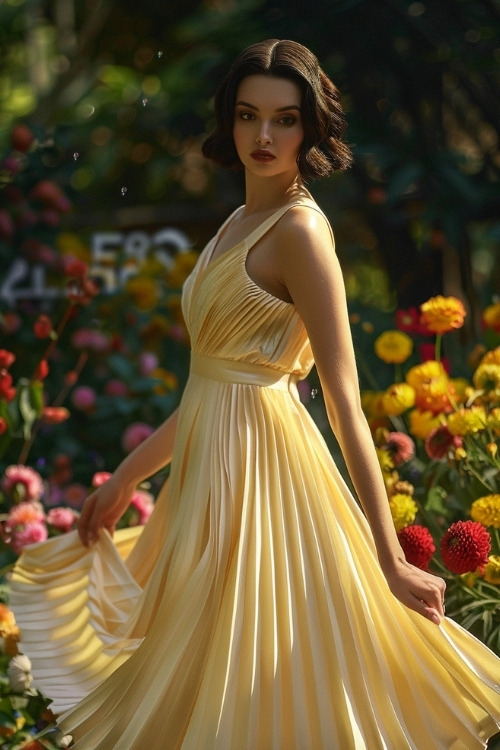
190,353 -> 296,392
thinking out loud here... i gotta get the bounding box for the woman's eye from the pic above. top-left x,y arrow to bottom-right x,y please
238,112 -> 254,121
278,116 -> 296,126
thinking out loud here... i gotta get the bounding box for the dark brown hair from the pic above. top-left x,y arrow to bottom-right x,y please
202,39 -> 353,180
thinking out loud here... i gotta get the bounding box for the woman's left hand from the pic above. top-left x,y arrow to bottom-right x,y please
382,557 -> 446,625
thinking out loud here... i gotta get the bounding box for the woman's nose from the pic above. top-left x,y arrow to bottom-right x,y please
256,122 -> 272,145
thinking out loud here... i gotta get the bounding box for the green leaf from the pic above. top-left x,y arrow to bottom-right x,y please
17,379 -> 38,441
29,381 -> 44,418
424,486 -> 449,516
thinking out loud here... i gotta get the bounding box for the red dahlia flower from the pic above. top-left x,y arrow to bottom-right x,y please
425,425 -> 463,460
440,520 -> 491,574
398,525 -> 436,570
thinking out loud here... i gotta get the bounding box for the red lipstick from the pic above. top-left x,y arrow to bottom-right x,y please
250,149 -> 275,162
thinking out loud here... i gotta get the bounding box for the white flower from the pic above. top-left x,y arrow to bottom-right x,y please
7,653 -> 33,693
57,734 -> 73,748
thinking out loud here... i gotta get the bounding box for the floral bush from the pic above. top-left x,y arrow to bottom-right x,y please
0,122 -> 195,745
356,295 -> 500,653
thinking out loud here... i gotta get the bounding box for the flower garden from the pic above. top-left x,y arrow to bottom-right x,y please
1,126 -> 500,746
355,295 -> 500,653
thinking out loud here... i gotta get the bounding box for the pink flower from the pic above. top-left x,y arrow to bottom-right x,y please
7,501 -> 46,528
122,422 -> 154,453
139,352 -> 159,376
11,521 -> 48,554
71,328 -> 110,352
384,431 -> 415,466
130,489 -> 154,525
61,483 -> 88,509
92,471 -> 112,487
2,465 -> 44,502
71,385 -> 97,411
47,507 -> 77,532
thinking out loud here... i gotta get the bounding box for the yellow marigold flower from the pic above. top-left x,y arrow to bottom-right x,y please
446,406 -> 487,436
454,446 -> 467,460
482,303 -> 500,334
125,276 -> 159,311
450,378 -> 470,404
480,346 -> 500,367
470,494 -> 500,529
389,493 -> 418,531
420,295 -> 466,335
361,391 -> 386,419
381,383 -> 416,416
374,330 -> 414,364
408,409 -> 442,440
483,555 -> 500,585
406,360 -> 447,389
473,363 -> 500,396
376,447 -> 394,473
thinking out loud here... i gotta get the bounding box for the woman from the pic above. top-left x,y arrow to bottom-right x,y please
11,39 -> 500,749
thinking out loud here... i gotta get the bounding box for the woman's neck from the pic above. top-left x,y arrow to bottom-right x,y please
243,172 -> 307,216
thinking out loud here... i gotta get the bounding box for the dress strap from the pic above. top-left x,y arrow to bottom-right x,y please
244,198 -> 332,250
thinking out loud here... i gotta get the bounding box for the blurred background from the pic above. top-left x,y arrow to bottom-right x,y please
0,0 -> 499,481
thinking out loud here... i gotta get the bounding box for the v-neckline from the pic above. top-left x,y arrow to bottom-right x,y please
204,200 -> 305,274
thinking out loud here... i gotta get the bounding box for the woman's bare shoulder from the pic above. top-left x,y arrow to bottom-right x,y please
274,202 -> 335,261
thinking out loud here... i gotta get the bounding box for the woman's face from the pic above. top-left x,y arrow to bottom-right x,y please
233,75 -> 304,179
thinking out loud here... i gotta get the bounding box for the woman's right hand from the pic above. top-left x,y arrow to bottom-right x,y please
77,474 -> 136,547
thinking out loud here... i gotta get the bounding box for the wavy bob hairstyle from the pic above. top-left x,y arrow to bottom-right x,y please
202,39 -> 353,181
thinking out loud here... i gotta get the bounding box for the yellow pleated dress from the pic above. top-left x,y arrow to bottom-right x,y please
10,198 -> 500,749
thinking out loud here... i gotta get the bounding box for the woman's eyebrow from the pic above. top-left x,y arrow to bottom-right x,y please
235,100 -> 301,112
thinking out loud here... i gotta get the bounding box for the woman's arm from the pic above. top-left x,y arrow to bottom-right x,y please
276,207 -> 445,624
78,407 -> 179,546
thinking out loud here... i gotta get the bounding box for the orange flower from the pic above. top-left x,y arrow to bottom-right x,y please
420,295 -> 466,335
408,409 -> 442,440
406,360 -> 454,415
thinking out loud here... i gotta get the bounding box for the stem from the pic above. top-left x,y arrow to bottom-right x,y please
434,333 -> 442,362
493,528 -> 500,556
463,458 -> 497,493
18,350 -> 88,466
30,302 -> 75,380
